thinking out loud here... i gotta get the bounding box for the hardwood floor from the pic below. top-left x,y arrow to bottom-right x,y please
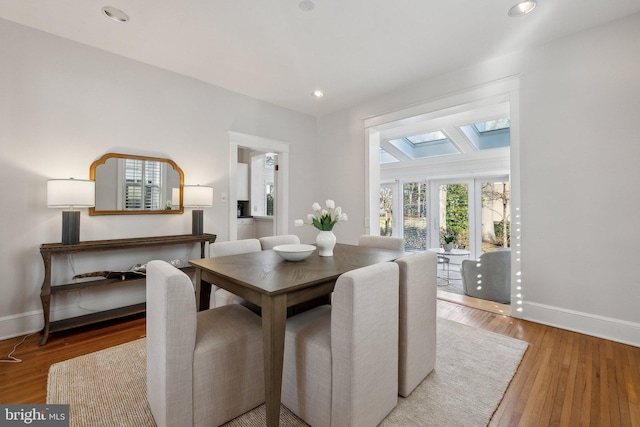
0,315 -> 146,405
1,303 -> 639,426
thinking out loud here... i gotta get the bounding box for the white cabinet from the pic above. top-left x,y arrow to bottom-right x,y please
237,163 -> 249,201
237,218 -> 255,240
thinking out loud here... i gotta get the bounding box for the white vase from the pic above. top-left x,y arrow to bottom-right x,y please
316,230 -> 336,257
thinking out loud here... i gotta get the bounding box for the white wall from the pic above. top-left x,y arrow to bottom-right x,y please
0,18 -> 319,339
318,13 -> 640,346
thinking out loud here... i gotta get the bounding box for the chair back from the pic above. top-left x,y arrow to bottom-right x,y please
146,260 -> 197,427
259,234 -> 300,250
211,238 -> 261,257
331,262 -> 399,426
461,249 -> 511,303
395,252 -> 437,397
358,235 -> 404,252
209,239 -> 262,309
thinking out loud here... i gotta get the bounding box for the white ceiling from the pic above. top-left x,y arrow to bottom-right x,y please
2,0 -> 639,117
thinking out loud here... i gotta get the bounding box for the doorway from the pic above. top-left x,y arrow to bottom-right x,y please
363,79 -> 522,314
228,132 -> 289,241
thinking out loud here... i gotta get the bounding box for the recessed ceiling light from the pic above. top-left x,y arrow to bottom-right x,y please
312,90 -> 324,98
508,0 -> 536,17
102,6 -> 129,23
299,0 -> 315,12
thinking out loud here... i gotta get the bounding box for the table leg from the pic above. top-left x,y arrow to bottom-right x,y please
194,270 -> 212,311
39,252 -> 52,346
261,293 -> 287,427
39,293 -> 51,346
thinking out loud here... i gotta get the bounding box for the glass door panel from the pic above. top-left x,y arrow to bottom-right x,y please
403,182 -> 427,251
438,183 -> 469,249
379,184 -> 394,237
481,180 -> 511,253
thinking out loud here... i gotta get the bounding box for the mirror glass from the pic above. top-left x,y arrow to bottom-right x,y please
89,153 -> 184,216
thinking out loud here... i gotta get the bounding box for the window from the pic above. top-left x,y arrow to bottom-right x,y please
481,180 -> 511,252
438,183 -> 469,249
459,118 -> 510,151
265,183 -> 275,216
379,185 -> 394,236
388,130 -> 459,160
405,131 -> 447,145
379,148 -> 399,164
403,182 -> 427,251
124,159 -> 162,210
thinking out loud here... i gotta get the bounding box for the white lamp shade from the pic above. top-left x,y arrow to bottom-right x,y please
171,187 -> 181,206
47,178 -> 95,208
183,185 -> 213,207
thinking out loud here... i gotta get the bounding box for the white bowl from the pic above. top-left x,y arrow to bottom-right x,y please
273,244 -> 316,261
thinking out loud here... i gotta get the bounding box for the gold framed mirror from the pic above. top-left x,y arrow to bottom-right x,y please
89,153 -> 184,216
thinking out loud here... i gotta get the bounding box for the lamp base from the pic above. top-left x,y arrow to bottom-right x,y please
192,210 -> 204,235
62,210 -> 80,245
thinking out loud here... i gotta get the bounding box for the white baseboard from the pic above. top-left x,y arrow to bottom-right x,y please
0,290 -> 145,342
522,301 -> 640,348
0,310 -> 44,341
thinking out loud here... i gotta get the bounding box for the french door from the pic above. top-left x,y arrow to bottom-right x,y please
380,176 -> 510,257
430,177 -> 510,258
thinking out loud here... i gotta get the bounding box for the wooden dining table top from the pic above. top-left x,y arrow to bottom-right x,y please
189,242 -> 405,298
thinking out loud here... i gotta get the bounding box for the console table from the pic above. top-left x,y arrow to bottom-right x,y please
39,233 -> 216,345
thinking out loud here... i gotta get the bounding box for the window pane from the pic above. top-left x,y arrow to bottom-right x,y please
379,185 -> 393,236
473,118 -> 510,133
405,131 -> 447,145
403,182 -> 427,251
439,184 -> 469,249
125,185 -> 142,209
144,160 -> 162,210
266,183 -> 274,216
481,181 -> 511,252
123,159 -> 162,210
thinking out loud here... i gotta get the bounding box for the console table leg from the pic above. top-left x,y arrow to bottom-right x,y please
39,293 -> 51,346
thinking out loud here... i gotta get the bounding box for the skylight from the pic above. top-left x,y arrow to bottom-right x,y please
460,118 -> 511,151
379,148 -> 399,164
473,118 -> 510,134
388,130 -> 459,160
405,130 -> 447,145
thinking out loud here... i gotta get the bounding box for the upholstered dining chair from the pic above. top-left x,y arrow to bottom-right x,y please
282,262 -> 400,427
145,260 -> 264,427
357,234 -> 405,252
209,238 -> 262,309
259,234 -> 300,250
461,248 -> 511,304
394,251 -> 438,397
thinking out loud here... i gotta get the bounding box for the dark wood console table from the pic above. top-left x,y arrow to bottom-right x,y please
39,233 -> 216,345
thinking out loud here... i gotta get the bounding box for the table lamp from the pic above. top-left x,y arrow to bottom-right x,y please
47,178 -> 95,245
183,185 -> 213,235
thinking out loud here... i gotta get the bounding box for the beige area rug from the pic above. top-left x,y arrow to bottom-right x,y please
47,318 -> 527,426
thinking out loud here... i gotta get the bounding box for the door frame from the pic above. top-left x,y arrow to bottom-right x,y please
364,77 -> 523,314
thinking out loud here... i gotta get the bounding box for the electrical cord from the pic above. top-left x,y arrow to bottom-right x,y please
0,332 -> 34,363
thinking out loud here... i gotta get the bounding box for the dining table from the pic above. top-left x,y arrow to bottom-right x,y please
189,242 -> 406,427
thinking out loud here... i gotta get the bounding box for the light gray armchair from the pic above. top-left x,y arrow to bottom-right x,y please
209,239 -> 261,310
146,260 -> 264,427
282,262 -> 400,427
358,235 -> 405,252
395,251 -> 437,397
461,249 -> 511,304
259,234 -> 300,250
